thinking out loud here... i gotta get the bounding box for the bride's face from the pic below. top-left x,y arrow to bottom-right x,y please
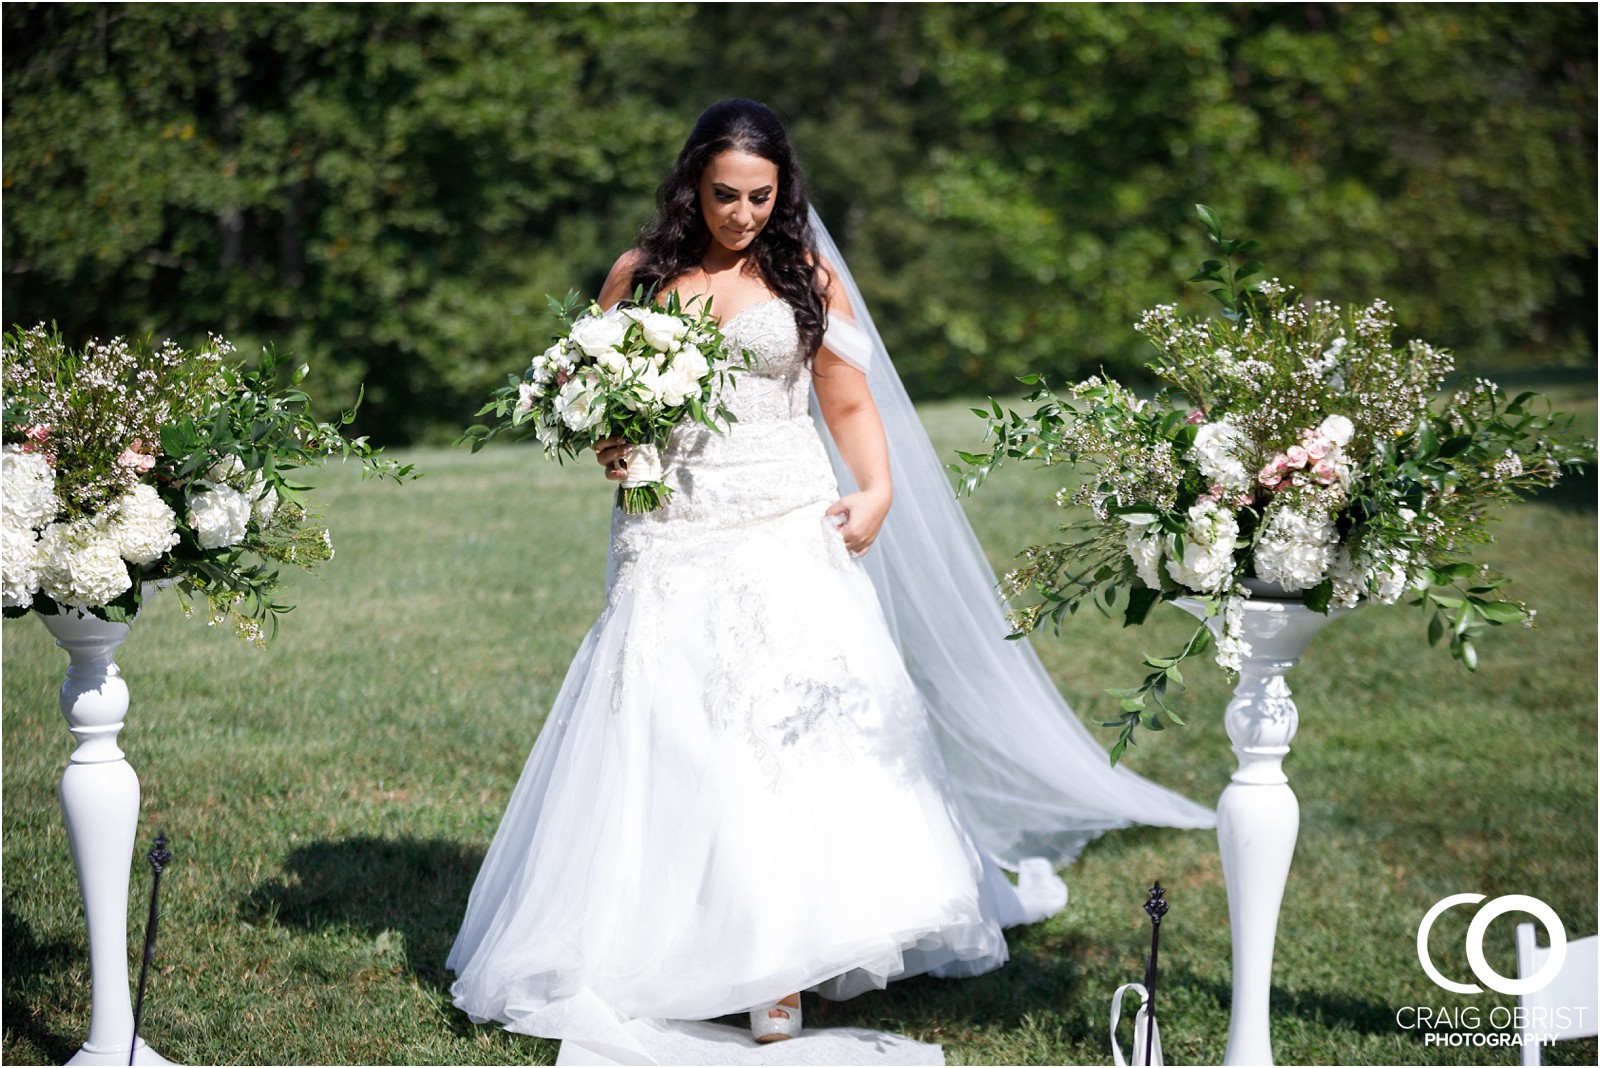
698,150 -> 779,255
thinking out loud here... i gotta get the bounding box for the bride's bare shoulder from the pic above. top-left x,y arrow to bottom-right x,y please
599,249 -> 647,309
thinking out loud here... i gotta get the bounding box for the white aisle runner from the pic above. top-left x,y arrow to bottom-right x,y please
554,1019 -> 944,1066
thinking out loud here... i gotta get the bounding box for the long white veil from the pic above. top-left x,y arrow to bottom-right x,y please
808,208 -> 1215,868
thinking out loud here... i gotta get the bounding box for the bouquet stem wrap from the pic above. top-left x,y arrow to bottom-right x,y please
618,443 -> 668,514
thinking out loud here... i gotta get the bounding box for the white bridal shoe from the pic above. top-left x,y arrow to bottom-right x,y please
749,994 -> 802,1043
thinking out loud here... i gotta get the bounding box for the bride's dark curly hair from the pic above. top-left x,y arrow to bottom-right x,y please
632,99 -> 827,359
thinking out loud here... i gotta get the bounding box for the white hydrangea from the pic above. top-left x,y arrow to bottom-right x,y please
2,524 -> 43,607
1191,418 -> 1253,498
1253,502 -> 1339,592
38,518 -> 133,608
1328,547 -> 1365,609
1164,501 -> 1239,593
2,444 -> 58,531
1367,557 -> 1410,605
251,483 -> 278,526
189,484 -> 252,549
1124,526 -> 1165,589
110,483 -> 179,565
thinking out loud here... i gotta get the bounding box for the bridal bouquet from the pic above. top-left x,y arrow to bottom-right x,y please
461,290 -> 750,513
2,325 -> 416,644
959,207 -> 1593,761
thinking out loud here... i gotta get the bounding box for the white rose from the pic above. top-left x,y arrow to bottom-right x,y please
1318,414 -> 1355,448
567,309 -> 631,359
636,310 -> 687,353
2,445 -> 58,531
673,343 -> 709,384
655,362 -> 701,408
2,523 -> 43,607
595,347 -> 629,382
38,519 -> 133,608
514,381 -> 539,420
534,414 -> 563,450
621,364 -> 665,411
110,483 -> 180,565
189,484 -> 252,549
555,372 -> 606,432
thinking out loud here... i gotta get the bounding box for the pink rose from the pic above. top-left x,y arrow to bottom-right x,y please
24,424 -> 51,444
1312,459 -> 1339,484
1185,408 -> 1207,425
118,442 -> 157,474
1304,438 -> 1329,461
1285,445 -> 1310,468
1258,461 -> 1283,486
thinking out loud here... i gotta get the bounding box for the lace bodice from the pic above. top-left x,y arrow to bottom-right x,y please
713,298 -> 813,424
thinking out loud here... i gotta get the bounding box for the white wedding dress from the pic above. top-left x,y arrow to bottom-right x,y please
449,218 -> 1215,1065
450,300 -> 1027,1061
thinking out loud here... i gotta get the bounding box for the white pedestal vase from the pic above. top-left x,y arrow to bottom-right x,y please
38,605 -> 174,1066
1178,590 -> 1349,1067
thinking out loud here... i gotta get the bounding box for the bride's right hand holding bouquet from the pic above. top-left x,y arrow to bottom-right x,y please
460,289 -> 751,513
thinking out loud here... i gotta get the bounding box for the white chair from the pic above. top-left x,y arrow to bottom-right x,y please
1517,922 -> 1598,1066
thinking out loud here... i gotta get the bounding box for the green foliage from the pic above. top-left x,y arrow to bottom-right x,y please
959,207 -> 1595,761
4,3 -> 1594,442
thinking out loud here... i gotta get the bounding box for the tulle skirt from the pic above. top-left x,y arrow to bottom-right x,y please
447,422 -> 1025,1041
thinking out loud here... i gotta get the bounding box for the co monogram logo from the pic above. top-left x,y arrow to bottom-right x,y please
1416,894 -> 1567,995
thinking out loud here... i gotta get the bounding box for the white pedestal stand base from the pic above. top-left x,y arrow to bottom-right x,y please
40,607 -> 175,1067
1180,594 -> 1346,1066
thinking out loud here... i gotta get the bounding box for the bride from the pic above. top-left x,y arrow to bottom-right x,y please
446,99 -> 1213,1060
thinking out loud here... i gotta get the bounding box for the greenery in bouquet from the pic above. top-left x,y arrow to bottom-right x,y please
2,325 -> 416,643
461,289 -> 752,514
959,207 -> 1594,763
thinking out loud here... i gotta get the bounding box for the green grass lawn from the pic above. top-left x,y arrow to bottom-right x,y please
4,388 -> 1595,1066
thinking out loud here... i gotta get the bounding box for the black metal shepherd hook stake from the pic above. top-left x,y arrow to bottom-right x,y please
1142,881 -> 1169,1068
130,832 -> 171,1066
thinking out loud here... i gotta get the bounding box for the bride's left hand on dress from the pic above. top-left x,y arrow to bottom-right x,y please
826,488 -> 890,556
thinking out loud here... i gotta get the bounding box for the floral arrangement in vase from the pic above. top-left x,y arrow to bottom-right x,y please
958,207 -> 1593,762
2,324 -> 416,643
460,290 -> 751,513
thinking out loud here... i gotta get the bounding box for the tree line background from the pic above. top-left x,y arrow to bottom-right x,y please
4,2 -> 1594,444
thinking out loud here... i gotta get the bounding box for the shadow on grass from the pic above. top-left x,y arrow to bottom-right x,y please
1160,966 -> 1400,1036
2,909 -> 85,1064
239,836 -> 483,993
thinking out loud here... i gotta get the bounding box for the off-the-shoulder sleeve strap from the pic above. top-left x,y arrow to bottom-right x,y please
822,312 -> 872,374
